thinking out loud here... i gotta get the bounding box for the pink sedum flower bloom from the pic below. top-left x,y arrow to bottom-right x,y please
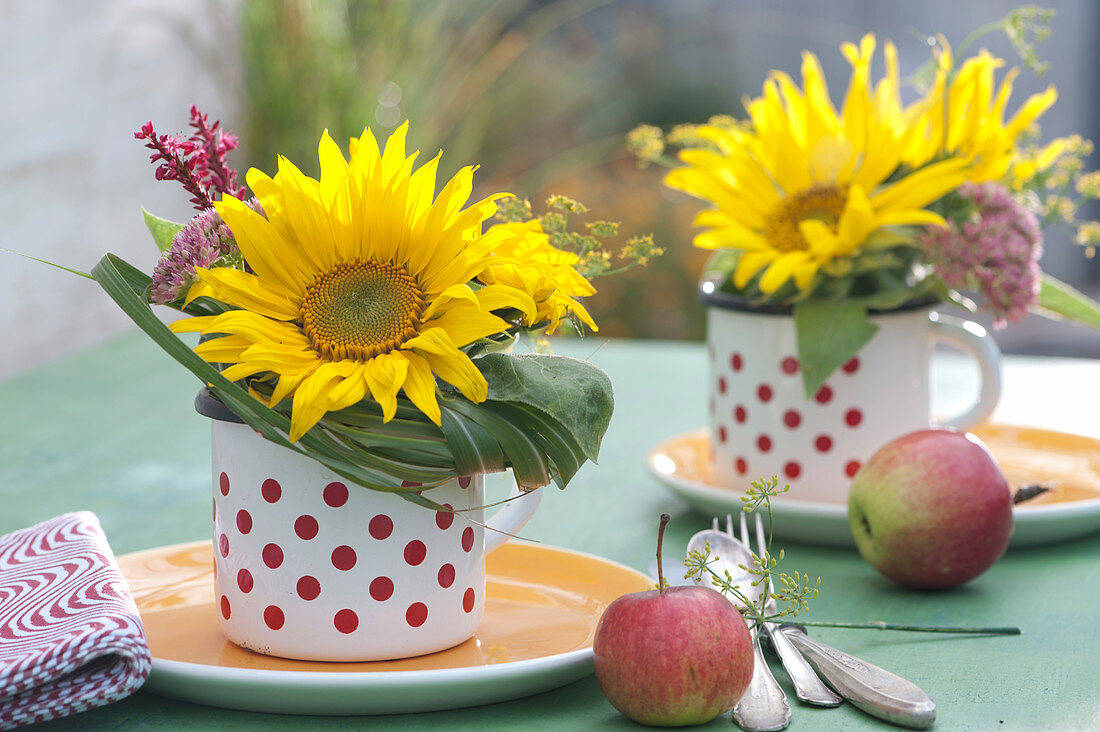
921,182 -> 1043,328
149,208 -> 241,305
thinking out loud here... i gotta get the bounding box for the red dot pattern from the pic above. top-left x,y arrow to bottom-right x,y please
406,602 -> 428,628
214,473 -> 485,649
264,605 -> 285,630
438,564 -> 456,588
368,514 -> 394,540
404,540 -> 426,566
370,576 -> 394,601
262,543 -> 283,569
331,545 -> 357,571
237,569 -> 254,594
710,346 -> 874,489
261,478 -> 281,503
297,575 -> 321,601
334,609 -> 359,634
294,515 -> 319,540
323,482 -> 348,507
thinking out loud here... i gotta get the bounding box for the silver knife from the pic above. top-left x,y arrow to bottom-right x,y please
778,626 -> 936,730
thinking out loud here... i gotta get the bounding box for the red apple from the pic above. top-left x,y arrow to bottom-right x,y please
593,515 -> 753,726
847,428 -> 1013,589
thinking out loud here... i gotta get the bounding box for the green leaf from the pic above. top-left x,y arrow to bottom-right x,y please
443,394 -> 550,490
474,352 -> 613,462
438,403 -> 506,477
794,300 -> 878,398
142,209 -> 186,252
1038,273 -> 1100,330
484,401 -> 587,489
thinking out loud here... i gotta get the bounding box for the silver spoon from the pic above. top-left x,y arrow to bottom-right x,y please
687,523 -> 791,731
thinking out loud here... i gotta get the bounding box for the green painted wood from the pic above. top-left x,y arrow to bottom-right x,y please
2,333 -> 1098,730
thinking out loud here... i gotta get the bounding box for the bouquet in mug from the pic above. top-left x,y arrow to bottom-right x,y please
629,7 -> 1100,397
88,109 -> 660,509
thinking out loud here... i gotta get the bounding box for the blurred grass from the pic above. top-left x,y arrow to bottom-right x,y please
239,0 -> 707,340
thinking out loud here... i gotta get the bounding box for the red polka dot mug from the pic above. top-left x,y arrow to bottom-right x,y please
199,394 -> 542,661
704,295 -> 1002,504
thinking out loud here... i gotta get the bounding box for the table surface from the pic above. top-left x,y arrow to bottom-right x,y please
2,333 -> 1099,731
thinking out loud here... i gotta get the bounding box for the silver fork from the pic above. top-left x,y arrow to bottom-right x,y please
743,513 -> 842,707
713,515 -> 790,731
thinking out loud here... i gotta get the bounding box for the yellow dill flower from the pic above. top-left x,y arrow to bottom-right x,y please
906,38 -> 1057,183
479,220 -> 597,334
666,34 -> 968,294
171,122 -> 543,441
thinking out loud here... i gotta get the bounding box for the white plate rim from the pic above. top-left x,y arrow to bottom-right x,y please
647,428 -> 1100,547
133,541 -> 649,714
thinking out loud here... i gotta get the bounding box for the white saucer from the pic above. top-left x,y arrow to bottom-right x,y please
647,426 -> 1100,548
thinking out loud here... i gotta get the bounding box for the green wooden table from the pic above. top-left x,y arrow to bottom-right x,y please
2,333 -> 1098,730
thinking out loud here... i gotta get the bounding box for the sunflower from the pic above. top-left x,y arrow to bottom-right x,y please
665,34 -> 969,295
904,39 -> 1057,184
478,219 -> 597,334
171,123 -> 550,441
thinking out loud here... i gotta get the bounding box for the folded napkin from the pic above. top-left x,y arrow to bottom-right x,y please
0,513 -> 151,729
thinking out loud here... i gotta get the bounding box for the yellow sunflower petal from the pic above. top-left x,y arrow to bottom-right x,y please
185,267 -> 298,321
403,329 -> 488,403
423,304 -> 510,348
363,352 -> 410,422
399,351 -> 441,426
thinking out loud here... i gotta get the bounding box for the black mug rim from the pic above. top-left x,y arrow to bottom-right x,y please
194,388 -> 246,424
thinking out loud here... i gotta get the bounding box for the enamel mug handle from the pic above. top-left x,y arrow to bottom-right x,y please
484,486 -> 543,554
928,312 -> 1002,431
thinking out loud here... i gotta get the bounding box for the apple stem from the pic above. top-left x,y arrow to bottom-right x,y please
656,513 -> 671,594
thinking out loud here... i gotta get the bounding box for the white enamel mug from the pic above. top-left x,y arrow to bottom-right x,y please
704,296 -> 1002,505
199,395 -> 541,662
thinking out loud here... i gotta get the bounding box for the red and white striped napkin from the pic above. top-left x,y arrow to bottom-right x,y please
0,512 -> 150,729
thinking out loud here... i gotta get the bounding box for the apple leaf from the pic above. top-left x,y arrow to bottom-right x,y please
1037,272 -> 1100,330
142,208 -> 185,252
794,300 -> 878,398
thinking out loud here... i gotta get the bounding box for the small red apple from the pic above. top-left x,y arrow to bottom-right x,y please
848,428 -> 1013,590
593,515 -> 753,726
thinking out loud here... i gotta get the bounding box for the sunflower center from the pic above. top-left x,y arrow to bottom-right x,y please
299,260 -> 425,361
764,184 -> 849,253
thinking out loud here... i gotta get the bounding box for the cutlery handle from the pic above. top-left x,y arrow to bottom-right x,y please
779,627 -> 935,730
761,622 -> 842,707
732,631 -> 791,731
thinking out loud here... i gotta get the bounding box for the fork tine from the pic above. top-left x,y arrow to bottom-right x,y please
712,516 -> 719,532
739,511 -> 750,549
725,514 -> 735,537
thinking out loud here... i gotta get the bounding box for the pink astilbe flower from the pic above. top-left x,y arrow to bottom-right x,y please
149,208 -> 241,304
922,182 -> 1043,328
135,106 -> 246,211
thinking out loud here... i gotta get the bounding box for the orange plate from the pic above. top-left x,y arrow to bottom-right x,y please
119,541 -> 651,714
648,424 -> 1100,548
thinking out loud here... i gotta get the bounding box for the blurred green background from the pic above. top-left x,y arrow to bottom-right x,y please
235,0 -> 1100,352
